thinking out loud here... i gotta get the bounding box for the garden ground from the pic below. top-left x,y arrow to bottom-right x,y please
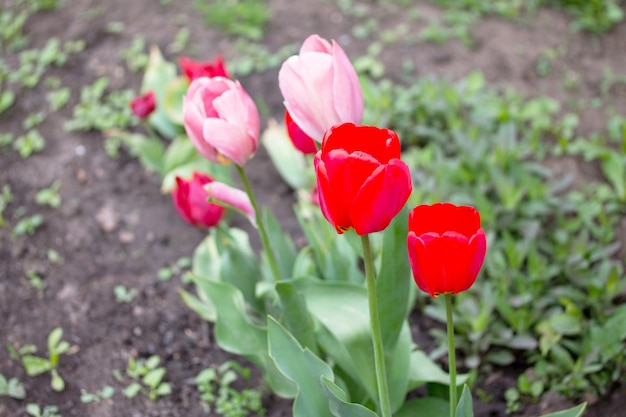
1,0 -> 625,416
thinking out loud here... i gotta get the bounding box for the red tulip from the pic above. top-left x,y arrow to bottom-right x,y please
179,55 -> 229,81
172,172 -> 225,228
285,110 -> 317,154
407,203 -> 487,298
314,123 -> 412,235
129,91 -> 156,119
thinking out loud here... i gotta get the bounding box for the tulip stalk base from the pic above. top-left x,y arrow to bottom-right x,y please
361,234 -> 392,417
445,293 -> 457,417
236,165 -> 282,282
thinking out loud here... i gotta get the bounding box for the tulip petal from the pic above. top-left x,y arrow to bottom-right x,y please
183,96 -> 219,163
206,182 -> 256,225
314,155 -> 339,232
322,124 -> 401,164
350,159 -> 412,235
331,40 -> 364,125
202,118 -> 254,166
323,149 -> 380,232
468,229 -> 487,280
300,34 -> 332,54
279,53 -> 336,141
409,203 -> 481,238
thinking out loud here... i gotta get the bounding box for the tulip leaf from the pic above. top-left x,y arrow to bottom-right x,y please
295,208 -> 363,283
192,233 -> 222,282
267,316 -> 334,417
201,280 -> 295,398
377,206 -> 413,353
162,136 -> 201,175
321,377 -> 379,417
393,397 -> 449,417
275,281 -> 319,355
455,385 -> 474,417
141,45 -> 181,140
537,402 -> 586,417
262,208 -> 297,281
261,120 -> 311,190
162,76 -> 188,125
214,226 -> 263,311
408,350 -> 468,390
297,279 -> 410,412
179,287 -> 215,322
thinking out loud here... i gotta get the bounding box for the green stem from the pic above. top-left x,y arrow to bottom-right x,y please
361,234 -> 392,417
445,293 -> 457,417
236,165 -> 282,282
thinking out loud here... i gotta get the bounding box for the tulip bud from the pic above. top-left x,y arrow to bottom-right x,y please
130,91 -> 156,120
179,55 -> 229,81
279,34 -> 363,142
407,203 -> 487,298
183,77 -> 260,166
171,172 -> 225,228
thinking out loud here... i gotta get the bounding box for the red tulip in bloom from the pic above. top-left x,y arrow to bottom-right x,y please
314,123 -> 412,235
279,34 -> 363,142
407,203 -> 487,298
171,172 -> 225,228
285,110 -> 317,154
179,55 -> 229,81
183,77 -> 260,166
129,91 -> 156,119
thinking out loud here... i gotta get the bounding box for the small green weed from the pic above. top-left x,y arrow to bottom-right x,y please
0,185 -> 12,227
114,285 -> 138,303
64,77 -> 137,132
192,0 -> 270,40
13,213 -> 44,238
12,327 -> 70,392
35,180 -> 62,208
195,361 -> 265,417
0,373 -> 26,399
113,355 -> 171,401
26,403 -> 61,417
158,257 -> 191,281
80,385 -> 115,403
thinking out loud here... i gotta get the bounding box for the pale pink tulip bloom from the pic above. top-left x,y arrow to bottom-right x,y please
205,182 -> 256,226
278,34 -> 364,142
183,77 -> 260,166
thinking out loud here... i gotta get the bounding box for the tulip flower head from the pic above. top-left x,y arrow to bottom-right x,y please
314,123 -> 412,235
130,91 -> 156,120
279,34 -> 364,142
407,203 -> 487,298
172,172 -> 225,228
285,110 -> 317,154
179,55 -> 229,81
183,77 -> 260,166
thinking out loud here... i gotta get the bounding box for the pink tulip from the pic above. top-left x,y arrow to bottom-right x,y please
183,77 -> 260,166
172,172 -> 225,228
278,34 -> 363,142
205,182 -> 256,225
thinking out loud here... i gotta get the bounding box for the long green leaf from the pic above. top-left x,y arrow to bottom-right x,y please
202,280 -> 295,398
377,206 -> 412,353
141,46 -> 180,139
393,397 -> 449,417
276,281 -> 318,356
268,317 -> 334,417
321,377 -> 379,417
455,385 -> 474,417
538,403 -> 587,417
